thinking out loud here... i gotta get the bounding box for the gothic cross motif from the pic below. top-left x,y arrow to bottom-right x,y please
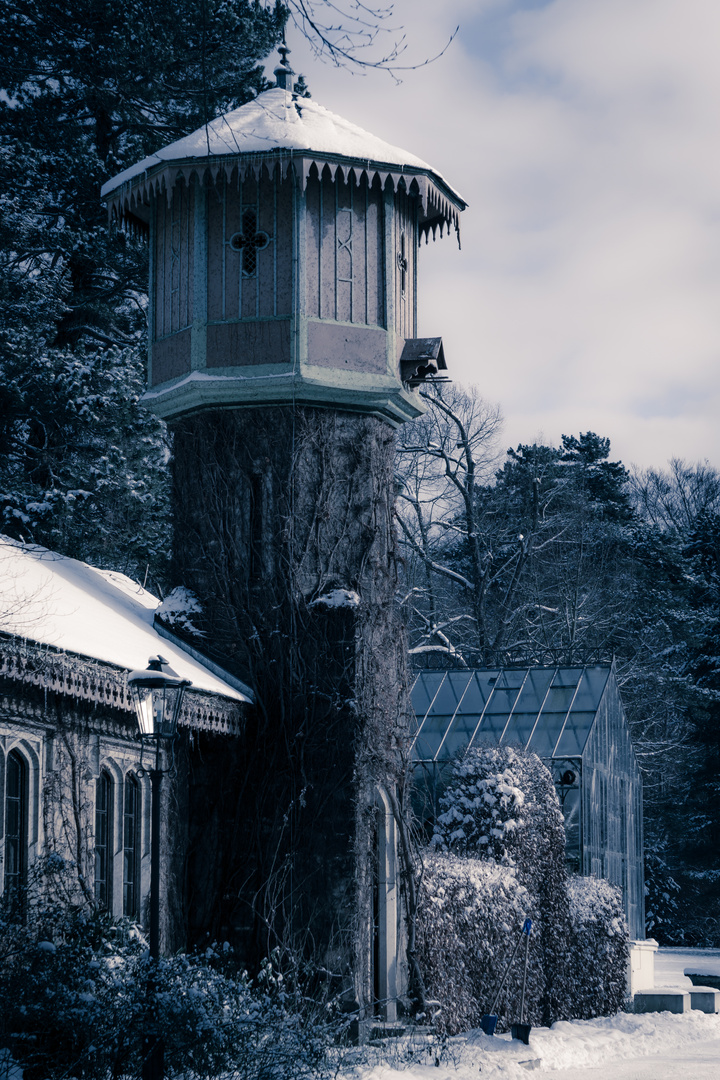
170,200 -> 182,297
337,234 -> 353,284
229,208 -> 271,277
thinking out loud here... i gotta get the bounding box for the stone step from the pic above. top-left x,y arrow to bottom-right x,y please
688,986 -> 720,1014
634,989 -> 690,1013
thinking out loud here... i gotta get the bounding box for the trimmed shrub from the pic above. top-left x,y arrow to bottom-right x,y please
430,751 -> 526,861
415,853 -> 544,1035
566,875 -> 629,1019
431,747 -> 573,1025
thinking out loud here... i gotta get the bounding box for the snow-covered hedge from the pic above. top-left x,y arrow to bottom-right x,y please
430,747 -> 573,1025
566,875 -> 629,1018
430,750 -> 526,861
419,748 -> 628,1030
416,853 -> 544,1035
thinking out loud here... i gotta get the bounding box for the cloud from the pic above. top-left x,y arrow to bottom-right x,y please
285,0 -> 720,468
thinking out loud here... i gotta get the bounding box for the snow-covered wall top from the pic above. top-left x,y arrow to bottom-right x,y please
101,88 -> 466,239
0,536 -> 249,703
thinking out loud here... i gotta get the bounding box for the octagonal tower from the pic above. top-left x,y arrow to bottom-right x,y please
103,50 -> 464,426
103,49 -> 466,1026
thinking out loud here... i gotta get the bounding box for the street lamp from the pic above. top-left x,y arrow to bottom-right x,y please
127,655 -> 191,1080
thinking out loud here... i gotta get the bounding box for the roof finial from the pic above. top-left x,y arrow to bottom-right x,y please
274,42 -> 294,92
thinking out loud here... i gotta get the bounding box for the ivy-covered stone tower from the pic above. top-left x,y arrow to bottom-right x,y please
103,48 -> 465,1022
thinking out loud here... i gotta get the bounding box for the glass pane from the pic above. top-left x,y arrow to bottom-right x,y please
436,715 -> 474,760
562,787 -> 581,872
553,667 -> 584,687
411,672 -> 445,719
527,710 -> 568,757
470,710 -> 512,746
572,666 -> 610,711
484,685 -> 519,714
6,755 -> 20,799
501,711 -> 540,749
414,714 -> 453,762
515,668 -> 555,712
540,683 -> 577,716
454,671 -> 497,714
4,753 -> 25,897
502,669 -> 529,688
426,672 -> 472,716
95,774 -> 112,908
123,777 -> 139,918
555,711 -> 595,756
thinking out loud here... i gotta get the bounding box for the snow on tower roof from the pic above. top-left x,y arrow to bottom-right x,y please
0,536 -> 250,706
102,87 -> 466,241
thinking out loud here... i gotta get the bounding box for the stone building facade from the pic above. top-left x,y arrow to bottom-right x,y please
0,540 -> 247,954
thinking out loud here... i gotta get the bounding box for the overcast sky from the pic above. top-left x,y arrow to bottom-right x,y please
279,0 -> 720,470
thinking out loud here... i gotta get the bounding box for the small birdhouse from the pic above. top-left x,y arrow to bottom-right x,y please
102,47 -> 466,426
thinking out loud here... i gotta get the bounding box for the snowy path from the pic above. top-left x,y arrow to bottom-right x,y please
541,1036 -> 720,1079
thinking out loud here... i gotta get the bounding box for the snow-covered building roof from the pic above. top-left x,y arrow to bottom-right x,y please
0,536 -> 251,733
102,86 -> 467,241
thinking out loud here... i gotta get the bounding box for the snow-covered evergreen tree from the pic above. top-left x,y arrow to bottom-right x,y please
0,0 -> 284,581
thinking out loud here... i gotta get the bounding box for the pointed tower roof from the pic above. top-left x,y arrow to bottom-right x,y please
102,86 -> 467,242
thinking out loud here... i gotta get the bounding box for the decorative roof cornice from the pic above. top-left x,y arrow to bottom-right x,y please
0,635 -> 244,736
104,151 -> 464,244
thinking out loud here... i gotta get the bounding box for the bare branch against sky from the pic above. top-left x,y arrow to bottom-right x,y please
285,0 -> 720,470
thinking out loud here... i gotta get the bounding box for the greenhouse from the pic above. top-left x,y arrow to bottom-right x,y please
410,664 -> 645,939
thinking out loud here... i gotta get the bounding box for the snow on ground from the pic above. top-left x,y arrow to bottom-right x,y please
345,1012 -> 720,1080
344,948 -> 720,1080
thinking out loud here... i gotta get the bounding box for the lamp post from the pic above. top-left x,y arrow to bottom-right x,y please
127,655 -> 191,1080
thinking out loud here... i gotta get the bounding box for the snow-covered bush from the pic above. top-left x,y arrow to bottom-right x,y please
431,748 -> 573,1024
0,860 -> 336,1080
566,876 -> 629,1018
156,585 -> 206,637
415,853 -> 544,1035
431,748 -> 525,861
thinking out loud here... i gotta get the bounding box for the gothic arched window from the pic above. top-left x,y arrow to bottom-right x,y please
123,774 -> 140,919
95,771 -> 113,909
4,750 -> 28,902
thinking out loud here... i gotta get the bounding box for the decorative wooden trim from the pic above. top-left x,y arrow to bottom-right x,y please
0,637 -> 244,736
104,153 -> 465,244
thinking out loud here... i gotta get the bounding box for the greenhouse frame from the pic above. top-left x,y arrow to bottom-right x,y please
410,664 -> 645,939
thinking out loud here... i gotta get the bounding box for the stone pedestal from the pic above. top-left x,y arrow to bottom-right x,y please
627,938 -> 658,996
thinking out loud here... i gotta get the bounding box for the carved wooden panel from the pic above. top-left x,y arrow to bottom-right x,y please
153,182 -> 194,340
305,172 -> 385,328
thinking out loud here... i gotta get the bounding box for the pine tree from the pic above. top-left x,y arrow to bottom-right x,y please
0,0 -> 284,580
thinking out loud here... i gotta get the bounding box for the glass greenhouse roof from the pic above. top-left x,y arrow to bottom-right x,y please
410,666 -> 611,763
